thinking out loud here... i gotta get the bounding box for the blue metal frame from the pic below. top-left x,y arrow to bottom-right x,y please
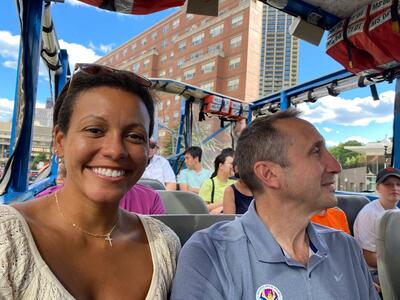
393,78 -> 400,169
5,0 -> 44,202
251,69 -> 352,109
283,0 -> 341,29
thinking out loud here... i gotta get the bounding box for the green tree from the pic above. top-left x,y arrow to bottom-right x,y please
330,140 -> 366,169
31,152 -> 50,170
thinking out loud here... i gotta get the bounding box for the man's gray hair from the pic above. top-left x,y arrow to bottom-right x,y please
235,108 -> 301,194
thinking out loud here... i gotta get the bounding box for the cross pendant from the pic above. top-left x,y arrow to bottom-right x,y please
105,234 -> 113,247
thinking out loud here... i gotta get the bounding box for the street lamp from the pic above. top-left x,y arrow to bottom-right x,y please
384,145 -> 388,168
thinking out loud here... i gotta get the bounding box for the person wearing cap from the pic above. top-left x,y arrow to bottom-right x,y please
354,167 -> 400,282
141,138 -> 177,190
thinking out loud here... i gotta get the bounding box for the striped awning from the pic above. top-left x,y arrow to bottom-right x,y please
77,0 -> 186,15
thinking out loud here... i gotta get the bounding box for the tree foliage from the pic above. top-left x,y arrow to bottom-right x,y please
329,140 -> 366,169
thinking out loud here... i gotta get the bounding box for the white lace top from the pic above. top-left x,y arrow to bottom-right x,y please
0,205 -> 180,299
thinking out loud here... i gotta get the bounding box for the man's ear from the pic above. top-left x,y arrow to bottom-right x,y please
53,125 -> 65,158
253,161 -> 281,189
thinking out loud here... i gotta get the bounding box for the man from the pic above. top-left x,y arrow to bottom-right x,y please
171,109 -> 378,299
177,146 -> 212,194
141,139 -> 177,191
354,167 -> 400,280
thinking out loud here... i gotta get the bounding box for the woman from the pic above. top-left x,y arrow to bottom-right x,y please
223,162 -> 253,214
0,64 -> 180,299
199,151 -> 235,214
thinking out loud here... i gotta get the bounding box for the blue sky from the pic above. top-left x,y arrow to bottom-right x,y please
0,0 -> 395,147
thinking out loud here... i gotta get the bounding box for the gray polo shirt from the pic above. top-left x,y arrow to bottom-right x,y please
171,202 -> 379,300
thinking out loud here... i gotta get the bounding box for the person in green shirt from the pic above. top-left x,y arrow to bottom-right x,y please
199,151 -> 235,214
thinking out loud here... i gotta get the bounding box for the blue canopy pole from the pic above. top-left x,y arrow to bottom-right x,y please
393,78 -> 400,169
7,0 -> 44,196
280,90 -> 289,110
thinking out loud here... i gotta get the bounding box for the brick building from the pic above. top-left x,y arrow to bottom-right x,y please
96,0 -> 298,151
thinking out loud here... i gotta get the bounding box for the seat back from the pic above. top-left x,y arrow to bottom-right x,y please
377,210 -> 400,300
153,214 -> 236,245
157,190 -> 208,214
137,178 -> 165,190
336,194 -> 370,235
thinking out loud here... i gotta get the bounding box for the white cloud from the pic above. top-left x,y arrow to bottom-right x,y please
0,98 -> 48,122
326,140 -> 339,147
89,41 -> 115,54
0,98 -> 14,121
0,31 -> 20,69
323,127 -> 332,132
57,40 -> 102,69
298,90 -> 395,126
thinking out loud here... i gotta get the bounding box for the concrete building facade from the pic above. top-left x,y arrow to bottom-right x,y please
96,0 -> 298,133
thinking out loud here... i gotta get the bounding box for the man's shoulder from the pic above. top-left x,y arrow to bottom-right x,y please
200,168 -> 212,176
357,200 -> 382,218
185,217 -> 246,248
312,222 -> 358,248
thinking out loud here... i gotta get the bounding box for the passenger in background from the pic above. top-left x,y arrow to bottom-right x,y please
199,152 -> 235,214
311,207 -> 350,234
223,161 -> 253,214
354,167 -> 400,283
171,109 -> 378,299
37,182 -> 166,215
141,138 -> 176,190
177,146 -> 212,194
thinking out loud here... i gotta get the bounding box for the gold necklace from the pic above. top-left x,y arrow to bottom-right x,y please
54,191 -> 119,247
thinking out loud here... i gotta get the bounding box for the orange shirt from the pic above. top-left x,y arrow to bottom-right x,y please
310,207 -> 351,234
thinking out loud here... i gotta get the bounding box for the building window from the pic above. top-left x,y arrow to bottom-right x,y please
166,100 -> 171,107
159,102 -> 163,110
186,13 -> 193,20
170,51 -> 174,58
178,40 -> 186,51
161,39 -> 167,48
230,35 -> 242,48
184,68 -> 196,80
151,31 -> 158,40
165,116 -> 170,123
140,38 -> 147,46
131,43 -> 137,50
201,61 -> 215,73
190,50 -> 203,61
229,56 -> 241,70
176,76 -> 182,81
208,42 -> 222,54
172,18 -> 180,29
227,78 -> 239,91
162,24 -> 169,33
210,23 -> 224,37
173,111 -> 179,120
200,81 -> 214,91
177,58 -> 185,68
160,55 -> 167,63
143,59 -> 150,67
231,14 -> 243,28
159,70 -> 166,77
123,48 -> 128,56
132,63 -> 140,72
175,95 -> 180,102
192,33 -> 205,46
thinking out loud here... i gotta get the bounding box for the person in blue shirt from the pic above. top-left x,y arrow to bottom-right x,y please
177,146 -> 212,194
171,109 -> 379,300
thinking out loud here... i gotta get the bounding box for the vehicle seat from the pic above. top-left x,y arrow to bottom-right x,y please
377,210 -> 400,300
137,178 -> 165,190
336,195 -> 370,235
153,214 -> 236,245
157,190 -> 208,214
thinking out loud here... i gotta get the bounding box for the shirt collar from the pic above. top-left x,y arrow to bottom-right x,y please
240,201 -> 329,264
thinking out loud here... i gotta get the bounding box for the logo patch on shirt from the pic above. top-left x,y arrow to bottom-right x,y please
256,284 -> 282,300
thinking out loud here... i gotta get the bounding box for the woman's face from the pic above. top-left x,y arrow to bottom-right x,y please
220,156 -> 234,177
54,86 -> 151,203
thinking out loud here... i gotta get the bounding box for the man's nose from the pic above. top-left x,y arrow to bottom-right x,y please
326,151 -> 342,174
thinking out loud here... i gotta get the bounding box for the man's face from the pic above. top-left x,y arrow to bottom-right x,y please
184,153 -> 197,170
377,176 -> 400,206
148,142 -> 158,159
275,118 -> 342,213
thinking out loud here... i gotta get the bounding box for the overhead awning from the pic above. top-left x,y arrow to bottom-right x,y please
77,0 -> 185,15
